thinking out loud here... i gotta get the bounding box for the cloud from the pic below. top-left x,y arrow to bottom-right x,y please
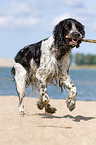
10,1 -> 30,16
14,16 -> 39,27
0,15 -> 39,28
65,0 -> 83,7
0,1 -> 40,29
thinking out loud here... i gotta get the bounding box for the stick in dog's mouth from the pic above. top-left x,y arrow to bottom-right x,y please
65,36 -> 96,43
65,36 -> 80,46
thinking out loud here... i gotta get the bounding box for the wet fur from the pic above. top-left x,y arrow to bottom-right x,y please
12,18 -> 85,114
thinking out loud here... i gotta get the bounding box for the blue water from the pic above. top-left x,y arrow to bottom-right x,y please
0,67 -> 96,101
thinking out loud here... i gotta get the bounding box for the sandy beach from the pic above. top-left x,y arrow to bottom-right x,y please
0,58 -> 14,67
0,96 -> 96,145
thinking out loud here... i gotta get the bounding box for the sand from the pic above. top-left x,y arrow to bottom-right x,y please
0,96 -> 96,145
0,58 -> 14,67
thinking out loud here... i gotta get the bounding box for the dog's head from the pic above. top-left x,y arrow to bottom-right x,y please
53,18 -> 85,57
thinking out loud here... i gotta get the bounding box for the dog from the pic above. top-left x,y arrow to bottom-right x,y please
12,18 -> 85,115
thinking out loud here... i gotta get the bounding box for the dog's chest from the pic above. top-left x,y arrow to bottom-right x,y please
39,36 -> 58,76
39,36 -> 70,77
59,53 -> 70,73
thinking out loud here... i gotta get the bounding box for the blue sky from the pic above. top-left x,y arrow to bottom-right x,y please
1,0 -> 96,58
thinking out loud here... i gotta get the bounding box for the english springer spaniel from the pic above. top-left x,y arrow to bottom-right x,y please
12,18 -> 85,115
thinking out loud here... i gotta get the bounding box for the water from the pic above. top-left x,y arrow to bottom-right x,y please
0,67 -> 96,101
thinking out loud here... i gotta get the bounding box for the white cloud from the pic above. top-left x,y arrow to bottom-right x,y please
0,15 -> 39,28
15,16 -> 39,27
65,0 -> 83,6
0,1 -> 40,29
10,1 -> 30,16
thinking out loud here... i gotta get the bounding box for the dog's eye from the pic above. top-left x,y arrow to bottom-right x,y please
67,27 -> 70,29
66,22 -> 72,30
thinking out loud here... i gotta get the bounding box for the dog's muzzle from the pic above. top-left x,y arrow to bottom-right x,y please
66,32 -> 82,47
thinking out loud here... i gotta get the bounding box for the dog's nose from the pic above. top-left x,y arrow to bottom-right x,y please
72,32 -> 80,38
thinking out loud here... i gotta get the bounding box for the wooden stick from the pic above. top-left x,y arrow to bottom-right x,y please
82,38 -> 96,43
65,36 -> 96,43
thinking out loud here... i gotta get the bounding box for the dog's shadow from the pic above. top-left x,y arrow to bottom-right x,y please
37,113 -> 95,122
63,115 -> 95,122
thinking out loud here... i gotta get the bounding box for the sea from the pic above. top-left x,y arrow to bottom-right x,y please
0,67 -> 96,101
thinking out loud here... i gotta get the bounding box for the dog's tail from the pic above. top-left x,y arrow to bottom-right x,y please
11,66 -> 15,76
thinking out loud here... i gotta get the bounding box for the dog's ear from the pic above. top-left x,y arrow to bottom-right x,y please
53,20 -> 70,58
76,21 -> 85,38
75,21 -> 85,48
79,24 -> 85,38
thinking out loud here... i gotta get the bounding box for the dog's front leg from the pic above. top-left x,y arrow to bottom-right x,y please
37,80 -> 50,109
60,75 -> 77,111
36,72 -> 57,114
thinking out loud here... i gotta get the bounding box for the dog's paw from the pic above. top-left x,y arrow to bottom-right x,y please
37,100 -> 49,110
19,111 -> 25,115
37,101 -> 44,110
19,107 -> 25,115
45,103 -> 57,114
66,97 -> 76,111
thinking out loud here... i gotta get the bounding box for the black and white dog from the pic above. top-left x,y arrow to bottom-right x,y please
12,18 -> 85,115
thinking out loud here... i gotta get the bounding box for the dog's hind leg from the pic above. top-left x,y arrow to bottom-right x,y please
14,63 -> 27,115
60,75 -> 77,111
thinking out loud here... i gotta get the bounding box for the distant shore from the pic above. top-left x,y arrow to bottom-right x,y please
0,58 -> 96,69
0,58 -> 14,67
70,65 -> 96,69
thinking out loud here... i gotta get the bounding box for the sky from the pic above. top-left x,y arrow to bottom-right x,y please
1,0 -> 96,58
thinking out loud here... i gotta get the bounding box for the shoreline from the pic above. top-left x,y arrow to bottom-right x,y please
0,96 -> 96,145
0,58 -> 96,69
70,65 -> 96,69
0,58 -> 14,67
